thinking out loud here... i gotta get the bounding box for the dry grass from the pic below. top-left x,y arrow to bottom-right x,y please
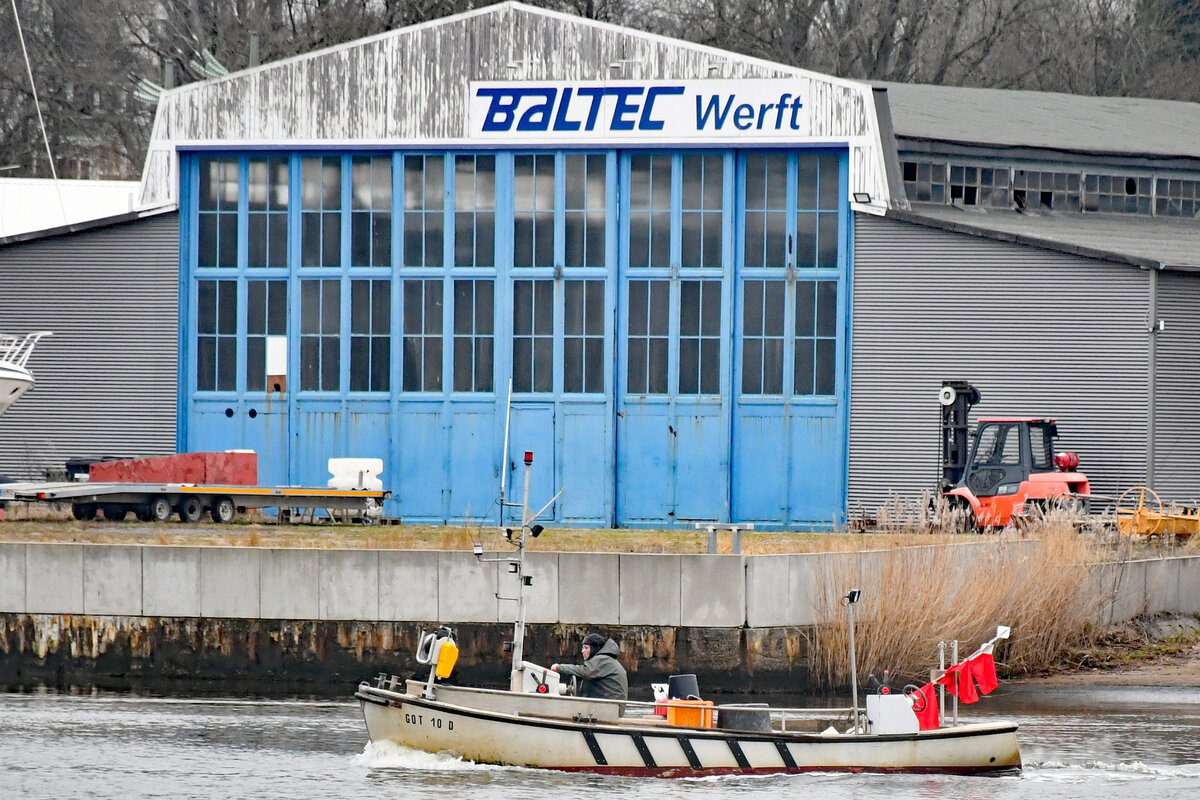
810,507 -> 1107,689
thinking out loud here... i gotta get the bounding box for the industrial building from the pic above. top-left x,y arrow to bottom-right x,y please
3,2 -> 1199,527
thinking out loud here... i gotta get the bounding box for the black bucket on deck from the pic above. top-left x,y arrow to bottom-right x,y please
715,703 -> 772,733
668,673 -> 700,699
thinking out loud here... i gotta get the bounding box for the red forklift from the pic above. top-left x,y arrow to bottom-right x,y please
939,381 -> 1090,529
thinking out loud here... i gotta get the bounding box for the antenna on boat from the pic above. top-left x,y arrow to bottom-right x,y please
498,379 -> 513,520
475,445 -> 564,692
843,588 -> 862,733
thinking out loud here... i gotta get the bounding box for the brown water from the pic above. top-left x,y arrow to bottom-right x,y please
0,685 -> 1196,799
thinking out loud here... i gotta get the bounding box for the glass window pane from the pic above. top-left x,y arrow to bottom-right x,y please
817,211 -> 838,268
816,281 -> 838,337
815,338 -> 836,395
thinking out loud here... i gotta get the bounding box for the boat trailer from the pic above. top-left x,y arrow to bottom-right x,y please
0,481 -> 390,524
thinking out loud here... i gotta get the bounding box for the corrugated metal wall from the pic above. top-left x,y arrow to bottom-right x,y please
1151,271 -> 1200,504
849,213 -> 1152,515
0,214 -> 178,480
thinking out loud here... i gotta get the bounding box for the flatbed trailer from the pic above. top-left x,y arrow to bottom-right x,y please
0,481 -> 390,523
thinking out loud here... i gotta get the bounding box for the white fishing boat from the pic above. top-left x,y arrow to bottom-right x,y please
356,432 -> 1021,776
0,331 -> 49,417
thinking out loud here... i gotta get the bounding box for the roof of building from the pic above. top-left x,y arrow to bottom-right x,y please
891,204 -> 1200,271
0,204 -> 176,248
876,82 -> 1200,160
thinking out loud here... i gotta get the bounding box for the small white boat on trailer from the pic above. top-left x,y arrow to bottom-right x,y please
356,451 -> 1021,776
0,331 -> 50,417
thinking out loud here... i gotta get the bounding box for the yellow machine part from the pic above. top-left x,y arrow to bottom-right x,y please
435,639 -> 459,679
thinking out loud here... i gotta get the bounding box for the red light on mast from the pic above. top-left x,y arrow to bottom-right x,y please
524,451 -> 533,465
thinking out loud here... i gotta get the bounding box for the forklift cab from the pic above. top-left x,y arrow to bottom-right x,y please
962,419 -> 1057,497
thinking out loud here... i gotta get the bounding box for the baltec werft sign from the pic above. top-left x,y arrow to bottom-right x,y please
468,80 -> 812,141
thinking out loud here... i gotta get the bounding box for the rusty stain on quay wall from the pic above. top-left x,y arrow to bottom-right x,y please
1,614 -> 814,694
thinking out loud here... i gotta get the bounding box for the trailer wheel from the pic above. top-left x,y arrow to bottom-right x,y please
103,504 -> 128,522
71,503 -> 98,521
211,496 -> 236,524
178,497 -> 204,523
147,497 -> 173,523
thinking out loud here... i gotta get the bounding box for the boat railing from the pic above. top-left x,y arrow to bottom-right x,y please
0,332 -> 51,370
376,676 -> 853,732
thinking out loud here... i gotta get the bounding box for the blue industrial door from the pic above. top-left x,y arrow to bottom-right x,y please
731,152 -> 847,527
615,153 -> 732,526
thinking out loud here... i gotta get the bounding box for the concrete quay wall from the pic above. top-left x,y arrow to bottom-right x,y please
2,542 -> 1198,626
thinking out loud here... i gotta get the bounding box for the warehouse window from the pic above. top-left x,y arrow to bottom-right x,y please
453,279 -> 494,392
628,155 -> 672,268
351,156 -> 392,268
512,279 -> 553,392
1156,177 -> 1200,217
1013,169 -> 1081,212
514,155 -> 555,268
1084,173 -> 1151,214
247,157 -> 288,268
901,160 -> 946,204
350,279 -> 390,392
678,280 -> 721,395
949,164 -> 1010,209
564,280 -> 605,394
403,155 -> 444,268
796,153 -> 840,269
741,279 -> 784,395
454,155 -> 496,267
301,157 -> 342,267
743,154 -> 788,268
402,279 -> 442,391
196,280 -> 237,391
246,280 -> 286,392
795,280 -> 837,396
299,279 -> 340,391
680,154 -> 724,268
197,157 -> 239,268
564,154 -> 606,267
626,279 -> 669,394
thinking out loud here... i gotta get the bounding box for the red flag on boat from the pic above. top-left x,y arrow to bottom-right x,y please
937,650 -> 999,704
967,651 -> 999,695
938,663 -> 980,703
911,682 -> 940,730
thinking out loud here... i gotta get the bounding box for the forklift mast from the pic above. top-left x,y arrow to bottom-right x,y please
939,381 -> 981,491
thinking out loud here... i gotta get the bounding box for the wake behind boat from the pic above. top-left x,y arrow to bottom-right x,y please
356,450 -> 1021,777
0,331 -> 50,417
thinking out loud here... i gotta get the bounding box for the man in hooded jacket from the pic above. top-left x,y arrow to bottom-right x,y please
551,633 -> 628,700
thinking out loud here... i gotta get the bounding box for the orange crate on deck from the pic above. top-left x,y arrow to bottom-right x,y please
666,699 -> 714,728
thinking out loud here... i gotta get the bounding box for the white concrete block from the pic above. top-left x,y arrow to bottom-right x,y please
201,547 -> 261,618
320,549 -> 379,621
746,555 -> 789,628
438,551 -> 498,622
0,543 -> 24,613
260,549 -> 319,620
26,544 -> 84,614
559,553 -> 619,625
142,547 -> 202,617
379,550 -> 440,622
620,554 -> 681,626
1179,556 -> 1200,615
83,545 -> 142,615
681,555 -> 744,627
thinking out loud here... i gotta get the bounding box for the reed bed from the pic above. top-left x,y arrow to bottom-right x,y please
810,507 -> 1107,690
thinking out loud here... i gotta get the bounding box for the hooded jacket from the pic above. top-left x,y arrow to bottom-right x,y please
554,638 -> 628,700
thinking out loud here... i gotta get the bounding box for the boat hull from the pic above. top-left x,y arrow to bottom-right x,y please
357,687 -> 1021,777
0,366 -> 34,417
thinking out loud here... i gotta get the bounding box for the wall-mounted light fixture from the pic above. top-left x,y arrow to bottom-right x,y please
852,192 -> 872,204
